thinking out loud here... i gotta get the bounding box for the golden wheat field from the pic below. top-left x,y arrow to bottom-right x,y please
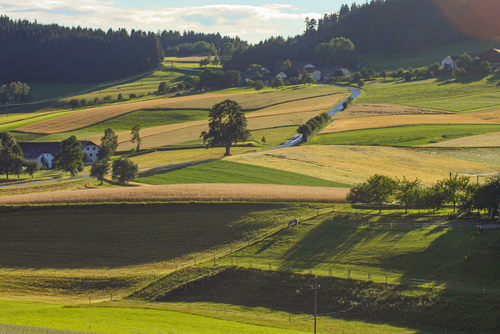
422,132 -> 500,147
225,145 -> 500,186
0,183 -> 350,205
86,94 -> 346,150
15,93 -> 234,134
322,105 -> 500,134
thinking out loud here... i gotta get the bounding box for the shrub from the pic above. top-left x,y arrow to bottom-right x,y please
129,93 -> 137,99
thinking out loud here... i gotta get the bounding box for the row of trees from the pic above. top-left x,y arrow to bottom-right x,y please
0,82 -> 31,105
347,173 -> 500,217
0,16 -> 163,83
198,69 -> 241,90
297,113 -> 331,142
90,128 -> 138,185
451,53 -> 493,78
0,132 -> 39,179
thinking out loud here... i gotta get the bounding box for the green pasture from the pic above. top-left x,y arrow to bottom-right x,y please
309,124 -> 500,147
213,211 -> 499,288
34,108 -> 210,142
249,126 -> 299,147
0,169 -> 74,184
0,299 -> 419,334
136,160 -> 350,187
356,74 -> 500,112
361,37 -> 500,71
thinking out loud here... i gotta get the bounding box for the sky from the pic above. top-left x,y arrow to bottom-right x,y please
0,0 -> 348,43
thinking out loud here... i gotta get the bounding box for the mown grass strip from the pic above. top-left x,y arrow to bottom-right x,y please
309,124 -> 500,147
137,160 -> 350,187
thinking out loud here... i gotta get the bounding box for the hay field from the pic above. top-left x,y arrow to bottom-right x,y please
0,184 -> 349,205
15,94 -> 233,134
422,132 -> 500,147
225,145 -> 500,186
323,106 -> 500,134
87,94 -> 345,150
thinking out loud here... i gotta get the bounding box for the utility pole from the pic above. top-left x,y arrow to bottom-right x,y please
312,276 -> 320,334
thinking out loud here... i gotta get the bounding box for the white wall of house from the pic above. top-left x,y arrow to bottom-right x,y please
36,154 -> 54,169
340,68 -> 351,77
442,56 -> 455,70
83,145 -> 100,164
276,72 -> 287,79
310,70 -> 322,81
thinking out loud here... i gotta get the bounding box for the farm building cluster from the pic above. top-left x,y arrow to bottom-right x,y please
239,60 -> 361,86
441,48 -> 500,70
19,140 -> 100,169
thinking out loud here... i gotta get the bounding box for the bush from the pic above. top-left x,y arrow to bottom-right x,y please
129,93 -> 137,99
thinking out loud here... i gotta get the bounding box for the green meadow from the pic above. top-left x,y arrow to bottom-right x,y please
309,124 -> 500,147
136,160 -> 351,187
361,37 -> 500,71
356,74 -> 500,112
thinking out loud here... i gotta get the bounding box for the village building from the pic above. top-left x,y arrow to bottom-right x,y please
441,48 -> 500,70
300,68 -> 322,81
19,140 -> 100,168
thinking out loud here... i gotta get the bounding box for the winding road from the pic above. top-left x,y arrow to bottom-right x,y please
0,84 -> 362,188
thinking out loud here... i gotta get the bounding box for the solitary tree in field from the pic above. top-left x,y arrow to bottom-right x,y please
130,124 -> 142,152
53,135 -> 84,176
271,77 -> 284,90
68,99 -> 79,110
253,80 -> 264,92
158,81 -> 167,93
112,157 -> 138,184
90,159 -> 110,185
200,100 -> 250,156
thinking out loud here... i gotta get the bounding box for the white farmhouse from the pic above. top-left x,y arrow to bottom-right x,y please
19,140 -> 101,168
301,68 -> 322,81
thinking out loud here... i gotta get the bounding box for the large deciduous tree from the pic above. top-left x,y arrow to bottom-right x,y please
112,157 -> 138,184
101,128 -> 119,155
200,99 -> 250,156
53,135 -> 84,176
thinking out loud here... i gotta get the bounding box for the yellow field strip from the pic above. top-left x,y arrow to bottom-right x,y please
322,107 -> 500,134
85,94 -> 346,150
422,132 -> 500,147
15,94 -> 234,134
226,145 -> 500,186
0,183 -> 350,205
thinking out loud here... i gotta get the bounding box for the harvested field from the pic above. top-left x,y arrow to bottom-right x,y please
323,107 -> 500,134
335,104 -> 450,119
86,94 -> 346,150
225,145 -> 500,186
422,132 -> 500,147
15,94 -> 233,134
0,184 -> 349,204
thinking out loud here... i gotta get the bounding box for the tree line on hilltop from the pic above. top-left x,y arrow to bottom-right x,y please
224,0 -> 478,71
0,16 -> 164,83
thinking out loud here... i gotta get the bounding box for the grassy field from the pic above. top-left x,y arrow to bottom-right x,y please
0,299 -> 420,334
226,145 -> 500,186
311,124 -> 500,147
356,74 -> 500,113
361,37 -> 500,70
0,203 -> 335,299
0,179 -> 118,197
0,169 -> 73,184
137,160 -> 351,187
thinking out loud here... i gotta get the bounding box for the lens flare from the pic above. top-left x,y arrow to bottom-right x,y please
434,0 -> 500,38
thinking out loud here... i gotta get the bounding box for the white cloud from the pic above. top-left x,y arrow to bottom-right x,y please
0,0 -> 323,43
